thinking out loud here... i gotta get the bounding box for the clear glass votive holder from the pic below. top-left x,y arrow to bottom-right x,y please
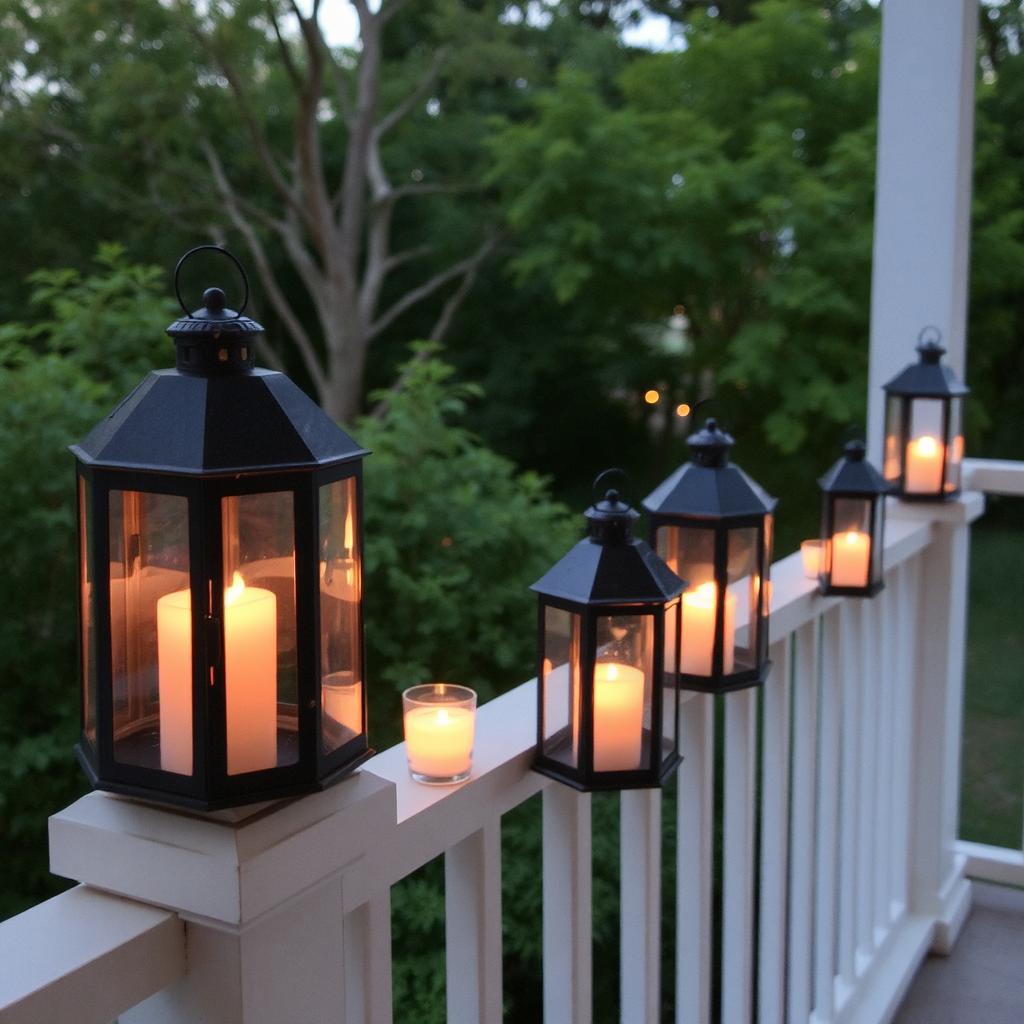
402,684 -> 477,785
801,539 -> 824,579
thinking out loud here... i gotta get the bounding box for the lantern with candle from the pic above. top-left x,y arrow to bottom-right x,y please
882,327 -> 969,501
71,246 -> 371,809
817,440 -> 890,597
643,419 -> 776,693
531,473 -> 685,791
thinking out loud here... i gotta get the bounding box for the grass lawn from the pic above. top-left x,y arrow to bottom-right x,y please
959,515 -> 1024,849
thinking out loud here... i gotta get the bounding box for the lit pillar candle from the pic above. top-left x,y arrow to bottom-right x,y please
592,660 -> 645,771
830,530 -> 870,588
155,572 -> 278,777
800,540 -> 824,579
905,435 -> 944,493
156,588 -> 193,775
404,705 -> 475,779
680,581 -> 736,676
223,572 -> 278,775
323,671 -> 362,736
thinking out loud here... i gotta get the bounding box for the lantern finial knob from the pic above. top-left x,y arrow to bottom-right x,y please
203,286 -> 226,313
586,469 -> 638,544
844,438 -> 867,461
687,417 -> 734,468
916,325 -> 945,364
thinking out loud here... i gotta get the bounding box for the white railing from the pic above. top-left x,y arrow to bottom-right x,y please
955,458 -> 1024,890
0,490 -> 990,1024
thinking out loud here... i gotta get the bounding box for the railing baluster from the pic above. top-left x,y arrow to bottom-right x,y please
721,688 -> 757,1024
445,821 -> 503,1024
787,618 -> 820,1024
620,789 -> 662,1024
813,606 -> 842,1022
758,640 -> 792,1024
676,694 -> 714,1024
344,889 -> 394,1024
873,583 -> 894,936
890,558 -> 917,915
543,786 -> 593,1024
857,596 -> 878,964
837,600 -> 862,992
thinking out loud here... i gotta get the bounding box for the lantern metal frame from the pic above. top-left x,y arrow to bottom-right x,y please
642,419 -> 777,694
817,440 -> 890,598
72,247 -> 372,810
881,327 -> 969,502
531,476 -> 685,792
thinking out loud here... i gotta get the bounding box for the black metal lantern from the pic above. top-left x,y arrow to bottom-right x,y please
642,419 -> 776,694
882,327 -> 969,501
817,440 -> 890,598
531,475 -> 685,791
72,246 -> 371,810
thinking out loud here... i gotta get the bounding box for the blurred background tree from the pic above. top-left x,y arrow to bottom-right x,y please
1,0 -> 1023,1020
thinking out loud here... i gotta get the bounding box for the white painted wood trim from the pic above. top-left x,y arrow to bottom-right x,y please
721,688 -> 757,1024
956,840 -> 1024,888
543,787 -> 592,1024
962,457 -> 1024,496
758,640 -> 792,1024
676,694 -> 714,1024
620,789 -> 662,1024
445,821 -> 504,1024
0,886 -> 183,1024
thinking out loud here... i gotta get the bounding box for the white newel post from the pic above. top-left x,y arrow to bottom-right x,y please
866,0 -> 977,460
47,772 -> 396,1024
892,493 -> 983,954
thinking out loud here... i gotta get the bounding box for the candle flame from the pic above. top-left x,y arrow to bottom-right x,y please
437,709 -> 450,725
844,531 -> 861,545
684,580 -> 718,608
225,571 -> 246,606
605,664 -> 620,681
914,435 -> 940,456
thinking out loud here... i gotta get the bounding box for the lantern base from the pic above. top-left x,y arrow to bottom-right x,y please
674,660 -> 771,694
818,579 -> 885,599
75,740 -> 376,812
893,488 -> 961,503
532,749 -> 682,792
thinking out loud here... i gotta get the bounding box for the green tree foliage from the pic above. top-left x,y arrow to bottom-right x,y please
0,247 -> 174,917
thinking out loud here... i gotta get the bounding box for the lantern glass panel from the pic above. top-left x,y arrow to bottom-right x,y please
78,478 -> 97,747
319,477 -> 363,755
727,527 -> 760,675
542,605 -> 580,769
221,491 -> 299,775
826,498 -> 873,589
661,600 -> 680,757
883,395 -> 904,484
108,490 -> 192,774
593,615 -> 653,772
656,524 -> 714,587
905,398 -> 946,494
946,397 -> 964,494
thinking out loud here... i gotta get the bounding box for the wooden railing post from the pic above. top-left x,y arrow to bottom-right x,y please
894,494 -> 983,953
47,772 -> 396,1024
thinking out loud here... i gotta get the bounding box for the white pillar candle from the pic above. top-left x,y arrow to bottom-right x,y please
404,705 -> 475,779
592,661 -> 645,771
830,530 -> 871,588
680,582 -> 736,676
223,573 -> 278,775
322,671 -> 362,735
905,435 -> 944,493
156,589 -> 193,775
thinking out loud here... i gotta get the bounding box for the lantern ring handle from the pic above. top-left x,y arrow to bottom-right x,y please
174,245 -> 250,318
917,324 -> 942,346
592,467 -> 632,506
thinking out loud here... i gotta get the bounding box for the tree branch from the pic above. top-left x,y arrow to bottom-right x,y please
374,47 -> 448,140
367,233 -> 499,341
203,142 -> 328,396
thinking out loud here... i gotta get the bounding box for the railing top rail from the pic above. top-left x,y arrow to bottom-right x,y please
962,457 -> 1024,497
0,885 -> 183,1024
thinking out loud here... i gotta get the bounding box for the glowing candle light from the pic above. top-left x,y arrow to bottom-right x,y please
830,530 -> 870,588
680,581 -> 735,676
592,660 -> 645,771
403,685 -> 476,783
156,572 -> 278,777
801,540 -> 824,579
905,435 -> 944,493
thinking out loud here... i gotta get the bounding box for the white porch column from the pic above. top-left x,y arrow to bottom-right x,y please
48,772 -> 396,1024
866,0 -> 978,459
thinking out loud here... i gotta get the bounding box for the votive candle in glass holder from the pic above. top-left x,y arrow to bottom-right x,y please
800,539 -> 824,579
402,683 -> 477,785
